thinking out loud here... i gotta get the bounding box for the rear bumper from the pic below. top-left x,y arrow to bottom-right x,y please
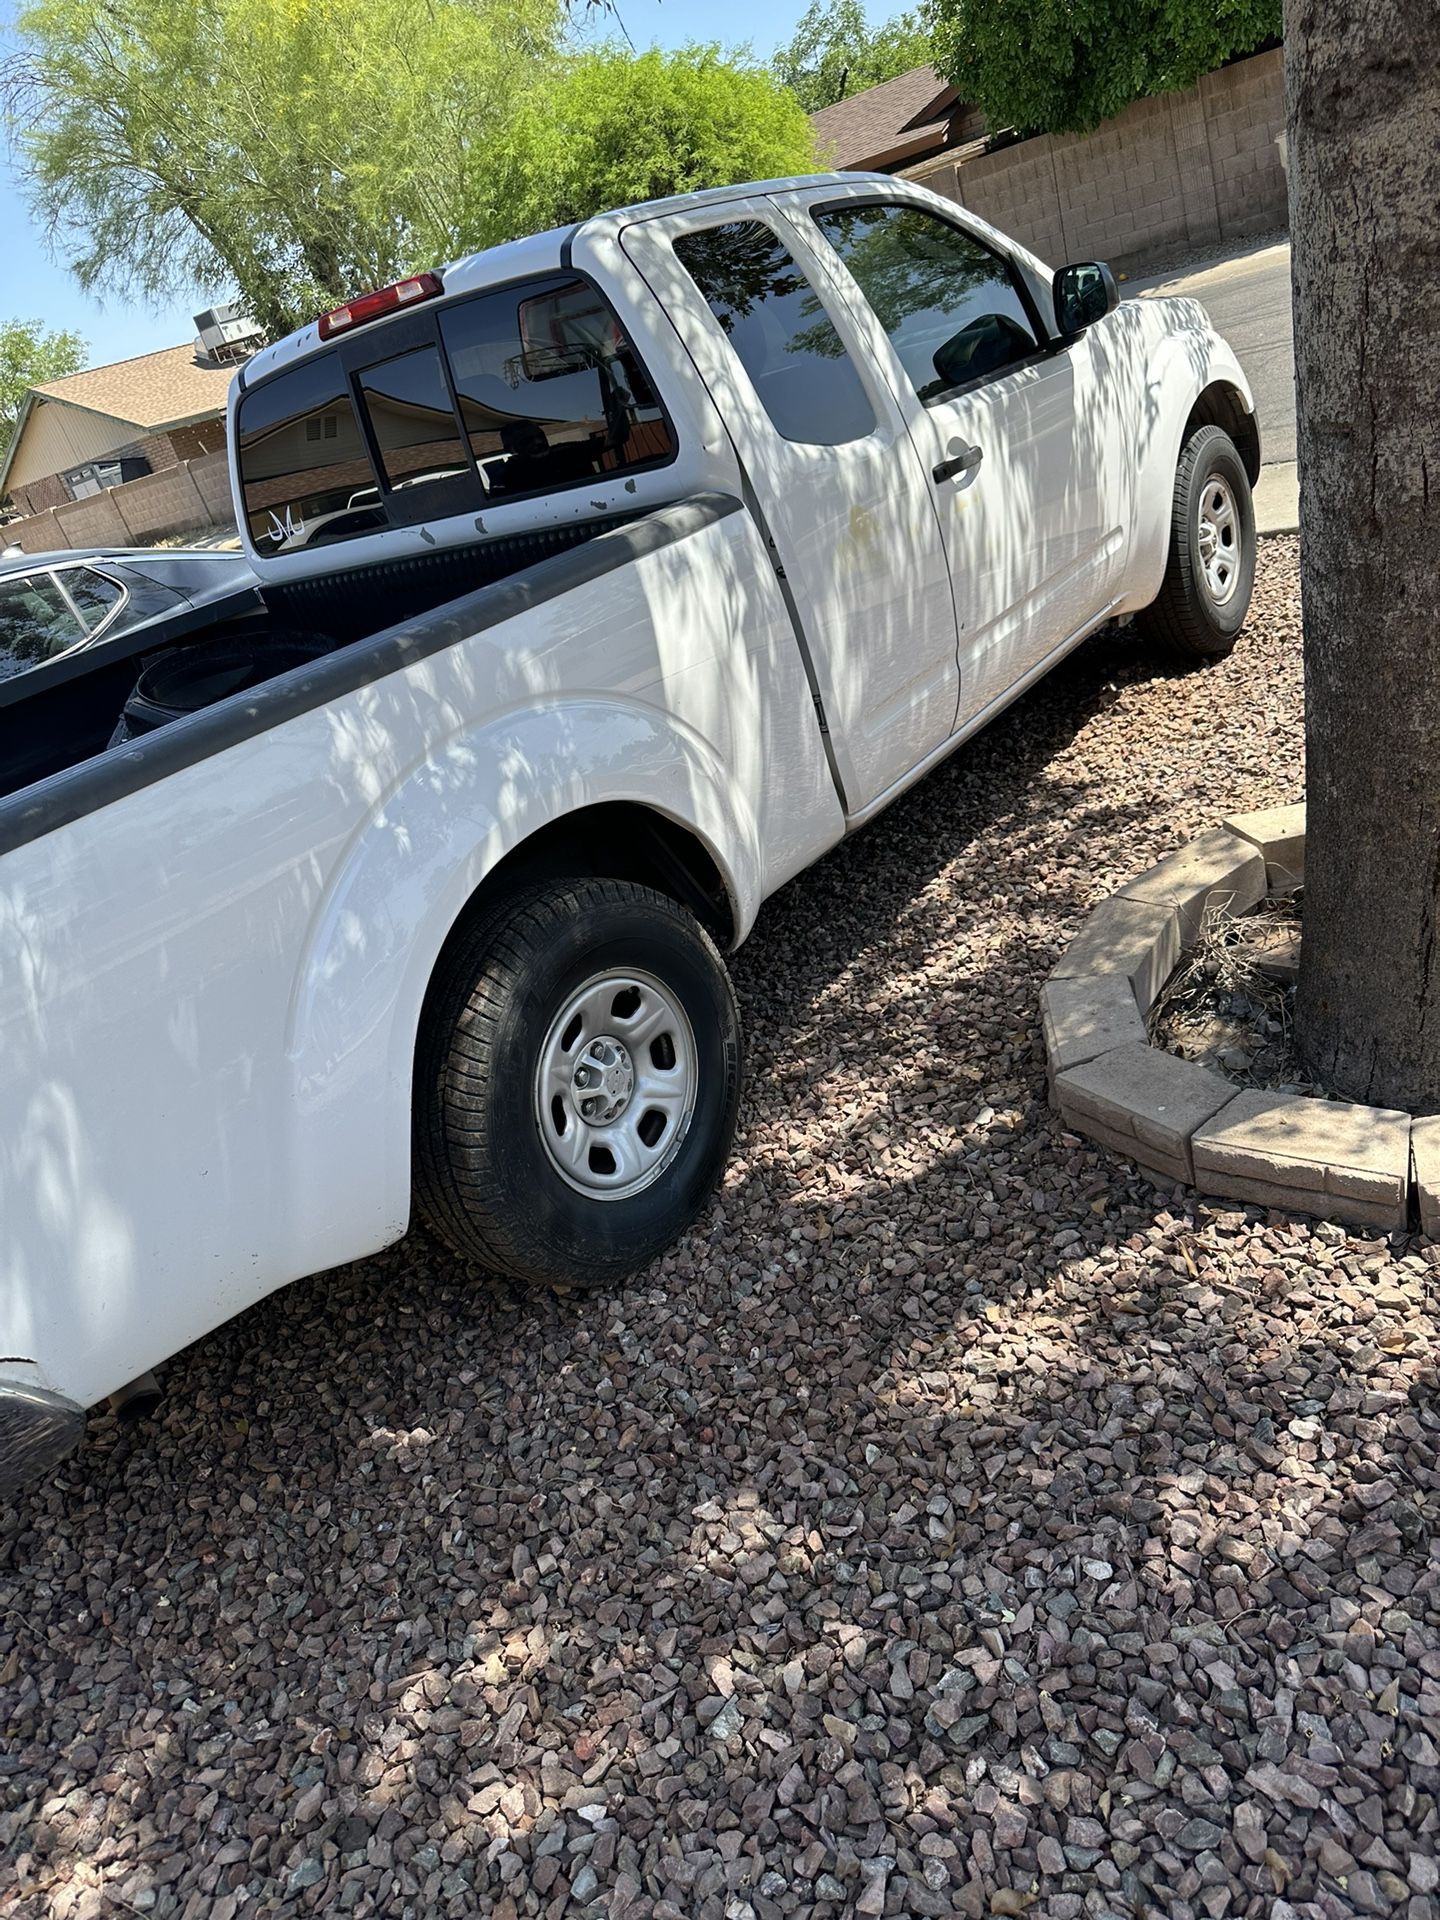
0,1383 -> 85,1500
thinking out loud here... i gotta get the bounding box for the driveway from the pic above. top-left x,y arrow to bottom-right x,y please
1128,239 -> 1298,529
6,539 -> 1435,1919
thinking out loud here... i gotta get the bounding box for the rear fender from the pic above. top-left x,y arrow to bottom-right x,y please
283,700 -> 763,1241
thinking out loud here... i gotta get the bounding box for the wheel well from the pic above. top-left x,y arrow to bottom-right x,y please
441,803 -> 736,953
1185,382 -> 1261,484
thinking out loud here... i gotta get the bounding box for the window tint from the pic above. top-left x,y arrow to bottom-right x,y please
815,204 -> 1039,403
66,567 -> 125,630
439,276 -> 675,499
356,347 -> 470,493
673,222 -> 874,446
0,575 -> 88,682
237,355 -> 384,553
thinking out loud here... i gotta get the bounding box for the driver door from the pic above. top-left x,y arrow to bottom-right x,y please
787,190 -> 1120,728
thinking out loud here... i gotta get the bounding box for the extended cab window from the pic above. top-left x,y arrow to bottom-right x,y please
237,356 -> 384,552
673,221 -> 875,447
438,277 -> 676,498
815,203 -> 1040,403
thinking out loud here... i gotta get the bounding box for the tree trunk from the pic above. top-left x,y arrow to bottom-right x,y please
1289,0 -> 1440,1109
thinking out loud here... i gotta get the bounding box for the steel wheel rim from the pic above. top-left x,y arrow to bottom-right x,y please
1197,474 -> 1241,606
534,968 -> 698,1200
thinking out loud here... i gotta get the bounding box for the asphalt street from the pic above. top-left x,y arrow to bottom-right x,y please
1130,238 -> 1296,466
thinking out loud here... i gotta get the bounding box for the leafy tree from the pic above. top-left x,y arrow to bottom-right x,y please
1,0 -> 566,339
0,318 -> 86,463
494,45 -> 818,235
774,0 -> 933,112
1289,0 -> 1440,1106
924,0 -> 1281,136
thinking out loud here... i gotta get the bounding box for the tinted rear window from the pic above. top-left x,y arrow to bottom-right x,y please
356,346 -> 470,493
672,221 -> 875,447
236,276 -> 677,550
236,357 -> 383,553
438,276 -> 676,499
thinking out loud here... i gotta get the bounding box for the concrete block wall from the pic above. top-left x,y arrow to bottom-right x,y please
110,462 -> 210,541
4,443 -> 236,553
911,48 -> 1286,271
190,449 -> 235,524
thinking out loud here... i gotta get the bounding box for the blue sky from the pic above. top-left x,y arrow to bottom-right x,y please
0,0 -> 879,368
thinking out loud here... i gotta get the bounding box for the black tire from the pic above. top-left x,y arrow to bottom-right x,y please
414,878 -> 741,1290
1141,423 -> 1256,662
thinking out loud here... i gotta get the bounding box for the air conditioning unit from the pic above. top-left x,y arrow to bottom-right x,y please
193,304 -> 264,365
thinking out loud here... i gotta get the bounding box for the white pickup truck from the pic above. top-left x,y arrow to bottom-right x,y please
0,174 -> 1259,1491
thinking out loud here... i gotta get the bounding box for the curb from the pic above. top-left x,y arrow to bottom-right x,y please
1043,804 -> 1432,1237
1254,463 -> 1298,538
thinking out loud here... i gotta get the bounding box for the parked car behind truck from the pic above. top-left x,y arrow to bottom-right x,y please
0,173 -> 1260,1493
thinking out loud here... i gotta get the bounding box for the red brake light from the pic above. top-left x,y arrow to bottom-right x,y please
317,271 -> 444,339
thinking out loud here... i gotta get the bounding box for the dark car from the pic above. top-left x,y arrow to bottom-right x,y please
0,547 -> 258,685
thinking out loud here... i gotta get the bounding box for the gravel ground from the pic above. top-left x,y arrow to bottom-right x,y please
8,537 -> 1440,1920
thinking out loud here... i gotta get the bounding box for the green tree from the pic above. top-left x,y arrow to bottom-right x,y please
0,318 -> 86,463
774,0 -> 933,112
1,0 -> 566,339
925,0 -> 1280,136
494,45 -> 818,235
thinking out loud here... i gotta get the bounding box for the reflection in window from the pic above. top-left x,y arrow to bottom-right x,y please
236,355 -> 384,552
0,575 -> 88,681
815,204 -> 1039,402
357,347 -> 470,492
673,222 -> 874,447
440,276 -> 675,499
65,568 -> 125,630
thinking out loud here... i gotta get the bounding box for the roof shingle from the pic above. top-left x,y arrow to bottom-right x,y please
32,341 -> 236,432
810,64 -> 965,169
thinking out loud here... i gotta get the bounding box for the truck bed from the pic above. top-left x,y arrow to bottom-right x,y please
0,513 -> 638,818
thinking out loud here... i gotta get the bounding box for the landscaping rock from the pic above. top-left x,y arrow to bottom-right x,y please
5,542 -> 1430,1920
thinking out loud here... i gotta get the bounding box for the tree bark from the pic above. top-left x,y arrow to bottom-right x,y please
1289,0 -> 1440,1109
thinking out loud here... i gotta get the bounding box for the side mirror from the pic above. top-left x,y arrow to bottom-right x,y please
1053,260 -> 1119,337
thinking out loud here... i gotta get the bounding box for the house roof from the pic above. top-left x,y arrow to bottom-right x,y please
28,341 -> 236,434
810,64 -> 964,170
0,340 -> 238,500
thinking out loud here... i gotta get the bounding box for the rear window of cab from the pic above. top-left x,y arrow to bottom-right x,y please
236,275 -> 677,555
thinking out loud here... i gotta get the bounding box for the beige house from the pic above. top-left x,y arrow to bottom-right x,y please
0,343 -> 236,517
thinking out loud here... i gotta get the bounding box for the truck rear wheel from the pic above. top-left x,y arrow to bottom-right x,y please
1141,423 -> 1255,662
414,878 -> 741,1290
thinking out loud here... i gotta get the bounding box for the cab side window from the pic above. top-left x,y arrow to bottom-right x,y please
673,221 -> 875,447
814,202 -> 1040,403
439,277 -> 676,500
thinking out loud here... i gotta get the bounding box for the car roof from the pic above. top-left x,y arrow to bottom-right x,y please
237,172 -> 891,394
0,546 -> 247,579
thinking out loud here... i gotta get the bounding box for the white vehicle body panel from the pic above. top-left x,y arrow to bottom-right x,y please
0,172 -> 1257,1434
0,504 -> 839,1410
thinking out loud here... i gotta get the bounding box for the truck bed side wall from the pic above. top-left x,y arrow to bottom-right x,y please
0,499 -> 842,1410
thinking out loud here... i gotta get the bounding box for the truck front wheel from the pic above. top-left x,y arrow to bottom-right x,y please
414,878 -> 741,1290
1141,422 -> 1256,662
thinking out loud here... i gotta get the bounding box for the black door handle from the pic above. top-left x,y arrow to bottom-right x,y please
933,443 -> 984,484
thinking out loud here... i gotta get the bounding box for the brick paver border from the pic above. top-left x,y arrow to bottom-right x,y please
1045,804 -> 1426,1236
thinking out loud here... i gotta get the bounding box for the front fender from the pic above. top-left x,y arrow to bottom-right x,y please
282,698 -> 766,1243
1118,303 -> 1258,616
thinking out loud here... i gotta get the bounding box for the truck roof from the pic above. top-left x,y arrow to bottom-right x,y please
235,172 -> 888,395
